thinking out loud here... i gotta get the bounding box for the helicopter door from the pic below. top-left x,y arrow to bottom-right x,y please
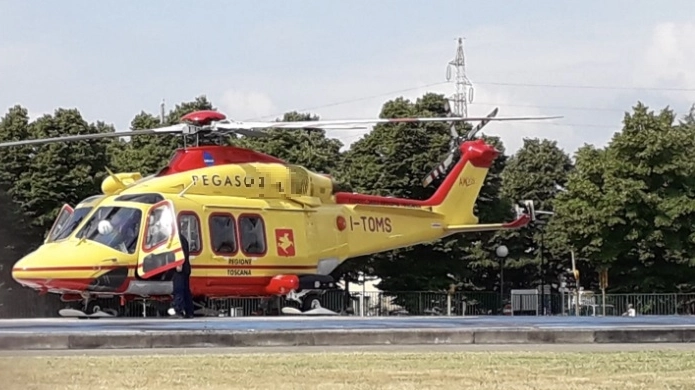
137,199 -> 185,279
45,204 -> 74,243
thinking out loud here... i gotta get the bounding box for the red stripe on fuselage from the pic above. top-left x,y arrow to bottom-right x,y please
16,276 -> 282,297
13,264 -> 317,272
12,265 -> 135,272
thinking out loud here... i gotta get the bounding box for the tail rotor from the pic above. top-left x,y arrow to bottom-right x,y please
422,107 -> 500,188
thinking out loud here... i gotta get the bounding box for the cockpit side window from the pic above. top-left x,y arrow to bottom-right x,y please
46,205 -> 74,243
143,203 -> 175,251
239,214 -> 267,256
178,212 -> 202,255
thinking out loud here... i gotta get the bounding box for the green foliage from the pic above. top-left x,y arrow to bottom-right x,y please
497,138 -> 574,291
9,109 -> 113,231
0,106 -> 33,206
548,103 -> 695,292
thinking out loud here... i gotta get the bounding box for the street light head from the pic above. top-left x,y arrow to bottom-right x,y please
496,245 -> 509,258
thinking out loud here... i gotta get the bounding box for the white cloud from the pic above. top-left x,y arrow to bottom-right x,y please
634,22 -> 695,102
218,90 -> 276,121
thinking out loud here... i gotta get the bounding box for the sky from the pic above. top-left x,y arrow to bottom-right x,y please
2,0 -> 695,156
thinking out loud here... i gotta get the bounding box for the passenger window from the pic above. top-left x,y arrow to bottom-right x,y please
178,213 -> 202,255
239,214 -> 267,255
209,214 -> 237,254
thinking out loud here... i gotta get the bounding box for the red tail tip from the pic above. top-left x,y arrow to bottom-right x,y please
460,139 -> 499,168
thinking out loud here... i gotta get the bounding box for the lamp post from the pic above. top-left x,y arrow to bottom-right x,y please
495,245 -> 509,310
534,210 -> 554,316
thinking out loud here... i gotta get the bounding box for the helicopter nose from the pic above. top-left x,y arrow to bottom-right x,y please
11,251 -> 45,290
11,245 -> 132,294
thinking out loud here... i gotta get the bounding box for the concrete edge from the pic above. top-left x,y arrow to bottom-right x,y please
2,327 -> 695,350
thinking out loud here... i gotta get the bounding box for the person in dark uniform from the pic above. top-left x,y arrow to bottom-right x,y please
170,233 -> 194,318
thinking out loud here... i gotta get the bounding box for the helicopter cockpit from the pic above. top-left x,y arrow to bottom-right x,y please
44,193 -> 173,252
12,192 -> 185,293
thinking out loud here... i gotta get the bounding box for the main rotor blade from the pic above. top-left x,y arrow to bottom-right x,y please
465,107 -> 499,140
215,115 -> 563,131
0,124 -> 194,148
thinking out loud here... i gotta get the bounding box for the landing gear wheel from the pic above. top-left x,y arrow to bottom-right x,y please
301,293 -> 322,312
86,302 -> 101,314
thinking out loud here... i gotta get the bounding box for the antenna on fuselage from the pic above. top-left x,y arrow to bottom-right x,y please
105,167 -> 126,188
178,180 -> 195,198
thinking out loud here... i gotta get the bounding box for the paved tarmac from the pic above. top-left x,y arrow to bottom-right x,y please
1,315 -> 695,334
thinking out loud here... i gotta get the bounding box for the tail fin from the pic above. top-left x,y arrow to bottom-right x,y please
428,138 -> 499,225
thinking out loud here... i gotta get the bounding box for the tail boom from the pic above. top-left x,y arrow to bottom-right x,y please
333,138 -> 498,210
333,138 -> 533,257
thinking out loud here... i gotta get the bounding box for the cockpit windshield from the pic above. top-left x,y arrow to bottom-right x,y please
48,195 -> 106,242
76,206 -> 143,254
50,207 -> 94,242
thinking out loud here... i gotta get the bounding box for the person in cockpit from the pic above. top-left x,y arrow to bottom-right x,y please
106,212 -> 140,254
118,213 -> 140,254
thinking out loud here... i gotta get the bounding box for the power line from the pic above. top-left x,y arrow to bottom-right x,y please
243,81 -> 450,121
240,78 -> 692,129
475,81 -> 695,92
472,101 -> 626,113
246,82 -> 690,123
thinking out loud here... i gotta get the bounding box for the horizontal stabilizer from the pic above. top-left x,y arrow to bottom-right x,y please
444,213 -> 531,233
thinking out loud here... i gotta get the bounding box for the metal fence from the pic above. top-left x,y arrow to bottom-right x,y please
3,290 -> 695,318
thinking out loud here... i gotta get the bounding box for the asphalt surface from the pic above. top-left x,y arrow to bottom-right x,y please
2,315 -> 695,334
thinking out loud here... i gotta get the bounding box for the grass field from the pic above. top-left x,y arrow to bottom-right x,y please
2,350 -> 694,389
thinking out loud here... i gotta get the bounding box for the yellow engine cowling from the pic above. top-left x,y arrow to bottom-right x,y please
287,165 -> 335,203
134,163 -> 337,203
101,172 -> 143,195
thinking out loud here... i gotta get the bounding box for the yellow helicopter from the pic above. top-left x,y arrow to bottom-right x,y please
3,106 -> 558,317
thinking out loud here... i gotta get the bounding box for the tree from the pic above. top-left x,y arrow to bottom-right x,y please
548,103 -> 695,293
0,106 -> 34,219
12,108 -> 114,232
679,103 -> 695,126
497,138 -> 574,292
0,187 -> 62,318
0,106 -> 113,317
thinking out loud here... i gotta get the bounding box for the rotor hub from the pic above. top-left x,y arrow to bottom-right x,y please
180,110 -> 227,126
